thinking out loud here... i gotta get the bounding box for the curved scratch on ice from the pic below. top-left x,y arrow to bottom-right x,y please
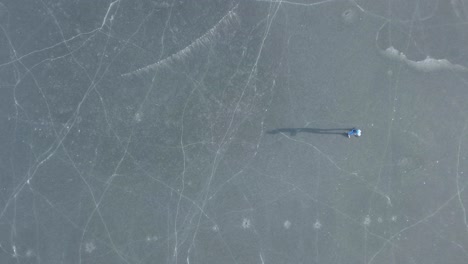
121,6 -> 240,78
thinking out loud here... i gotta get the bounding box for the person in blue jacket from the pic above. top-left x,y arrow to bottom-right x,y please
348,128 -> 361,138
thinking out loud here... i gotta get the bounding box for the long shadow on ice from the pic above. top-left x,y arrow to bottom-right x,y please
266,128 -> 352,137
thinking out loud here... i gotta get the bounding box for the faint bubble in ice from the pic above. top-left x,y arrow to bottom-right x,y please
313,220 -> 322,230
134,111 -> 143,123
12,245 -> 17,257
377,217 -> 383,223
391,215 -> 398,222
212,225 -> 219,232
283,220 -> 291,229
242,218 -> 251,229
146,235 -> 158,242
25,249 -> 34,258
0,2 -> 7,20
341,8 -> 360,26
363,215 -> 371,226
84,241 -> 96,253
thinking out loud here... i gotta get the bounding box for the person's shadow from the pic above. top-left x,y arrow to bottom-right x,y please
266,128 -> 352,137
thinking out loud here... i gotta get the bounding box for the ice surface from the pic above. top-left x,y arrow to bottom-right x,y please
0,0 -> 467,263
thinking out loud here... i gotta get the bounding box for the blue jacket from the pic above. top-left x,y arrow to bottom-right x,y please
348,129 -> 361,137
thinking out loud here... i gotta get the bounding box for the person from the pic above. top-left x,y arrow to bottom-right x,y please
348,128 -> 361,138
